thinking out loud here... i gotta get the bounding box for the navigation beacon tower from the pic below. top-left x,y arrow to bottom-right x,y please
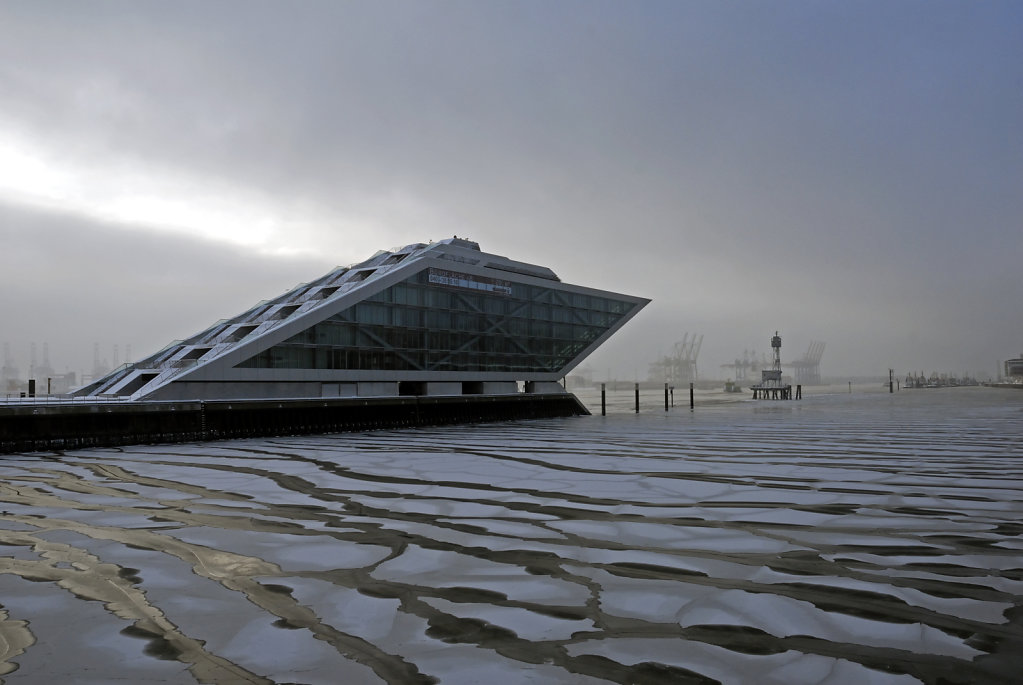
751,331 -> 796,399
770,331 -> 781,377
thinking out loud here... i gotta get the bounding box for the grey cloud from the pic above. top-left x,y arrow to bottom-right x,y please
1,202 -> 333,375
1,1 -> 1021,378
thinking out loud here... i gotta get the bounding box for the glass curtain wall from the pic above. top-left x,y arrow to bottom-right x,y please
237,269 -> 636,373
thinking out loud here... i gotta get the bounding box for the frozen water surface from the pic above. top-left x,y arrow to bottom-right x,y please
0,385 -> 1021,683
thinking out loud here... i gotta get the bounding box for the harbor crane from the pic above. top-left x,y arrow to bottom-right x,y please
650,333 -> 703,385
788,340 -> 825,385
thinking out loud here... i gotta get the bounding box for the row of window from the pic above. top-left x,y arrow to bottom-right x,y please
363,292 -> 626,325
236,269 -> 634,373
239,345 -> 587,372
284,319 -> 604,348
368,274 -> 631,315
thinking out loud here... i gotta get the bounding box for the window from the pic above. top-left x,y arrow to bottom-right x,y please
236,270 -> 636,373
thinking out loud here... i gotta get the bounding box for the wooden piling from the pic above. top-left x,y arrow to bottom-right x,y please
601,383 -> 606,416
689,382 -> 694,410
664,383 -> 669,411
635,383 -> 639,413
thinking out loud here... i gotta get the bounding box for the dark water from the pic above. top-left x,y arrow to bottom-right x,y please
0,387 -> 1021,684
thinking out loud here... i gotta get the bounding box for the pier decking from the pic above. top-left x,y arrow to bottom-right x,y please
750,384 -> 799,400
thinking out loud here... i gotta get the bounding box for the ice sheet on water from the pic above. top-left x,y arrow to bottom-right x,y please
783,530 -> 940,548
876,565 -> 1023,599
352,517 -> 569,556
593,576 -> 719,623
166,526 -> 392,572
678,589 -> 982,659
436,517 -> 568,539
355,497 -> 527,519
405,644 -> 612,685
3,387 -> 1021,683
270,577 -> 403,641
565,638 -> 925,685
756,573 -> 1013,628
551,519 -> 803,554
217,615 -> 384,685
682,505 -> 844,526
422,596 -> 595,641
825,551 -> 1023,571
372,544 -> 592,605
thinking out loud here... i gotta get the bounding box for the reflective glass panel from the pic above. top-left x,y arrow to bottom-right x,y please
237,268 -> 637,373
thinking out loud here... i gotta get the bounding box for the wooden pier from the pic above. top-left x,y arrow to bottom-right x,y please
750,383 -> 802,400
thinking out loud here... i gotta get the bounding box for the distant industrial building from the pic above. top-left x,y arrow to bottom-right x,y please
76,238 -> 649,401
1005,356 -> 1023,380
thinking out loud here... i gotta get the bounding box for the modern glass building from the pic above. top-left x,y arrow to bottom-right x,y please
76,238 -> 649,401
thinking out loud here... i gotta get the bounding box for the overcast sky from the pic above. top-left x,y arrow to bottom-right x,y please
2,1 -> 1020,382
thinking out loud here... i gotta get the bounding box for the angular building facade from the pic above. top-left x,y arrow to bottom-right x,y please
76,239 -> 649,401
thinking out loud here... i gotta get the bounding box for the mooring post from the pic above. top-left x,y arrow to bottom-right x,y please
601,383 -> 606,416
670,386 -> 674,407
689,382 -> 694,410
889,369 -> 894,394
664,383 -> 669,411
634,383 -> 639,413
796,384 -> 802,399
848,381 -> 852,393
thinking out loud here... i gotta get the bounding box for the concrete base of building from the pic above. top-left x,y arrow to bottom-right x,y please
124,379 -> 563,401
358,382 -> 400,397
525,381 -> 567,394
320,383 -> 358,397
423,382 -> 462,396
0,393 -> 590,454
481,381 -> 519,395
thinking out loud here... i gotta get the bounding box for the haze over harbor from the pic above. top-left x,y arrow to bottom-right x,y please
2,6 -> 1023,681
2,1 -> 1021,380
1,386 -> 1021,683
